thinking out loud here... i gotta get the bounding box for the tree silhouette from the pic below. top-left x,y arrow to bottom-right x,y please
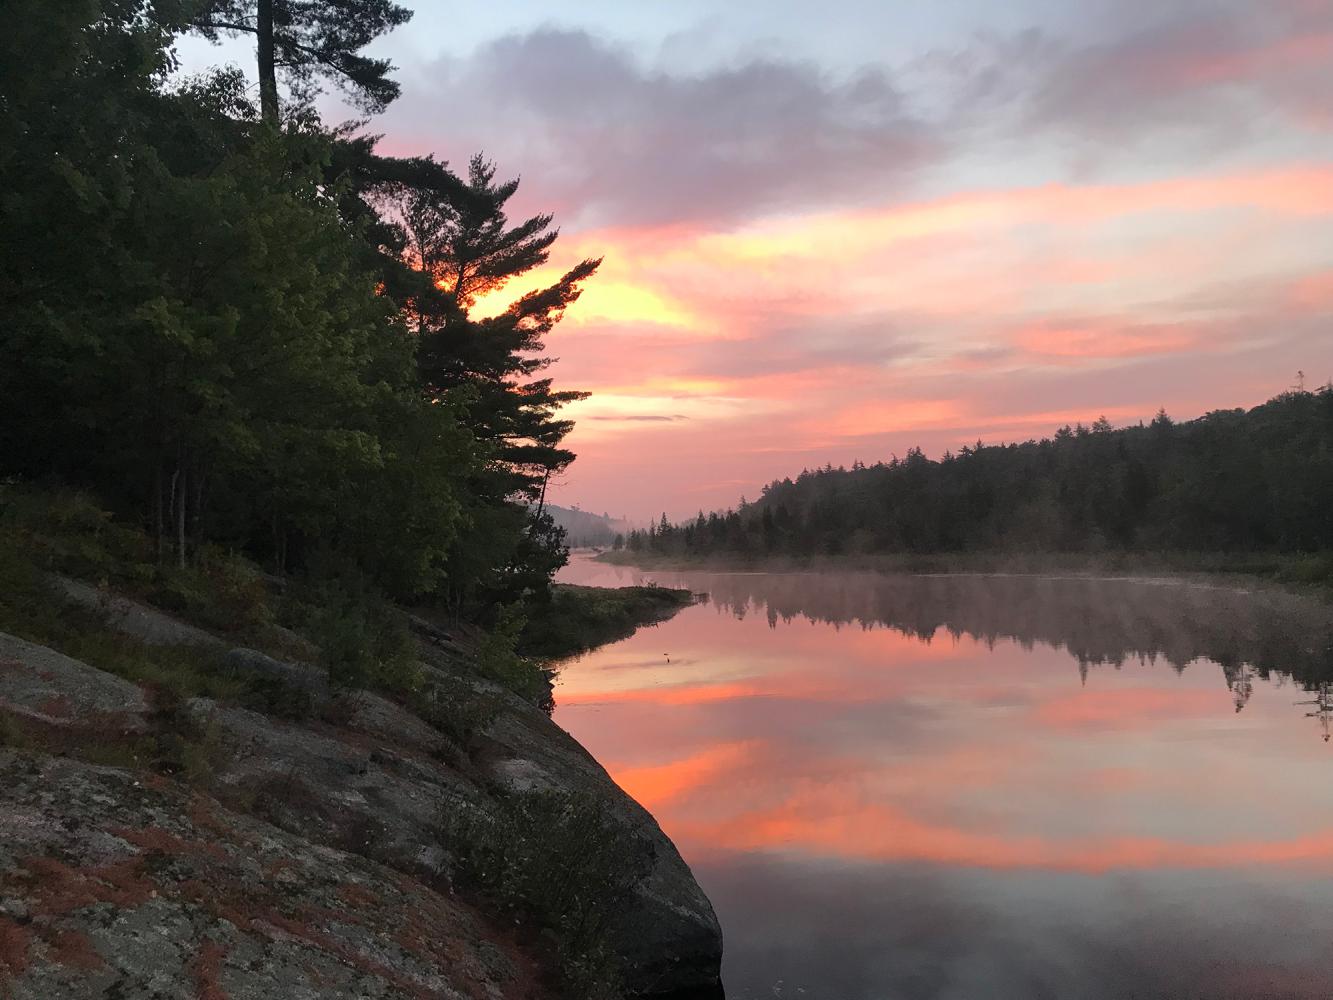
192,0 -> 411,121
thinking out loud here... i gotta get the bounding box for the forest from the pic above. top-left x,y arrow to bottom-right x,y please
0,0 -> 597,618
622,387 -> 1333,565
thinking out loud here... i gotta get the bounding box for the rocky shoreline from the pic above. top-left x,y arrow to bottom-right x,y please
0,581 -> 723,999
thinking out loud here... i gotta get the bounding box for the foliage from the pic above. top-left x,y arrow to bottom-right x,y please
475,605 -> 551,709
0,533 -> 246,705
625,388 -> 1333,564
442,790 -> 653,998
280,555 -> 420,692
406,675 -> 503,758
0,0 -> 591,621
191,0 -> 413,120
519,583 -> 694,661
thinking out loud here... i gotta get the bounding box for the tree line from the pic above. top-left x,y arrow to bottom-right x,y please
0,0 -> 597,615
621,387 -> 1333,560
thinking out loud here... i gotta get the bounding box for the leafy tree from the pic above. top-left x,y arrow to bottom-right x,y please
191,0 -> 412,121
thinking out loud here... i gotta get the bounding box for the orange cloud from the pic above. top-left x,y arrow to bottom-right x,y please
1288,270 -> 1333,312
1015,322 -> 1203,361
464,162 -> 1333,518
811,398 -> 964,439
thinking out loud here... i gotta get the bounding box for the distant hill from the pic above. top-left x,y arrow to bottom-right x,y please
544,503 -> 631,547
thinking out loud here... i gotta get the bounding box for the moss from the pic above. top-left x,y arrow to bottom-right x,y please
0,486 -> 417,710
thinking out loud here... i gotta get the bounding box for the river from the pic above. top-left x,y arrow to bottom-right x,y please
554,553 -> 1333,1000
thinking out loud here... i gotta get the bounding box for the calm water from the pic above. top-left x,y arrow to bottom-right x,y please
554,554 -> 1333,1000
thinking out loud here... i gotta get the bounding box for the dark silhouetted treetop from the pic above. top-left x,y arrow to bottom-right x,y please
191,0 -> 412,120
378,154 -> 572,309
624,387 -> 1333,561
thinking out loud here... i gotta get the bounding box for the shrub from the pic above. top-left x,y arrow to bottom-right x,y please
476,605 -> 552,710
148,543 -> 273,636
407,675 -> 502,757
442,789 -> 652,997
282,556 -> 421,693
0,483 -> 154,583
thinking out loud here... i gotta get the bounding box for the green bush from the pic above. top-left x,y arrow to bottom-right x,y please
442,789 -> 652,998
147,543 -> 273,636
477,605 -> 551,709
282,557 -> 421,693
407,675 -> 502,757
0,484 -> 153,583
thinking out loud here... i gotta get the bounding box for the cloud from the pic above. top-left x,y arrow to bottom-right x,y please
587,413 -> 688,422
381,28 -> 937,228
352,7 -> 1333,520
943,1 -> 1333,157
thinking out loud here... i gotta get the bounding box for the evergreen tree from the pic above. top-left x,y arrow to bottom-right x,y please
191,0 -> 412,121
633,390 -> 1333,562
363,153 -> 600,607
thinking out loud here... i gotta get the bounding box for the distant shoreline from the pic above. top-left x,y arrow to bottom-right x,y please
591,547 -> 1333,596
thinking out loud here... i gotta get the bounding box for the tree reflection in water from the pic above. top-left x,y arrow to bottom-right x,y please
629,568 -> 1333,737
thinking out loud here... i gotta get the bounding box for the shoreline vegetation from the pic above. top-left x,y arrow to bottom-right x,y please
608,387 -> 1333,595
521,584 -> 696,662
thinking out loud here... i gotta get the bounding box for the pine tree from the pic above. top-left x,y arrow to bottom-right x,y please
191,0 -> 412,121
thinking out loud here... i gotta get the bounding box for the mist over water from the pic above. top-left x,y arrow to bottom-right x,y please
555,555 -> 1333,1000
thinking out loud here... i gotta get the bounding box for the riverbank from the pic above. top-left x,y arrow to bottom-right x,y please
0,492 -> 721,999
595,547 -> 1333,596
520,583 -> 696,661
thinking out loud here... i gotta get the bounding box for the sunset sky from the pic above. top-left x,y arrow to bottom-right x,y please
179,1 -> 1333,520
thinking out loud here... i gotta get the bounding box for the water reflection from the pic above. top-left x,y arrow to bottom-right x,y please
554,557 -> 1333,999
1297,682 -> 1333,742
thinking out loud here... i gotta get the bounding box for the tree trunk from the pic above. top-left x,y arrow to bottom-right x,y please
177,465 -> 188,571
153,465 -> 165,562
535,468 -> 551,519
257,0 -> 279,123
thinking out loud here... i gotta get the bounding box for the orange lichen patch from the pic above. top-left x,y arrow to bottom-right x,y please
187,797 -> 236,842
261,858 -> 296,881
191,940 -> 230,1000
255,909 -> 442,1000
19,855 -> 155,915
303,961 -> 337,990
142,773 -> 174,793
111,825 -> 228,862
0,917 -> 32,976
36,696 -> 76,720
173,879 -> 213,905
43,928 -> 104,971
389,897 -> 466,970
336,883 -> 382,909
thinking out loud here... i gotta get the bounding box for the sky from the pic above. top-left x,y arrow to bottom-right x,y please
177,0 -> 1333,520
